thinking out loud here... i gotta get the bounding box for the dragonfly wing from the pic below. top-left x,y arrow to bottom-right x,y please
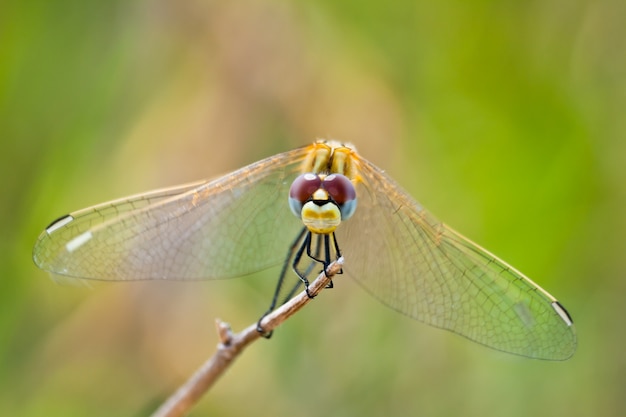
337,156 -> 576,360
33,147 -> 310,281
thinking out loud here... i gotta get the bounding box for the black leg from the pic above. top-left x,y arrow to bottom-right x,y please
294,232 -> 312,288
257,228 -> 344,338
256,227 -> 307,337
331,232 -> 344,276
332,231 -> 342,258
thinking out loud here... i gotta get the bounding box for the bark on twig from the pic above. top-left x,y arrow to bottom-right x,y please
150,257 -> 344,417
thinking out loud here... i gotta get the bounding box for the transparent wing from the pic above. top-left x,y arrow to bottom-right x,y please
337,156 -> 577,360
33,146 -> 310,281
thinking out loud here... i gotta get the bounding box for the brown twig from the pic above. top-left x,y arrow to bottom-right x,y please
150,257 -> 344,417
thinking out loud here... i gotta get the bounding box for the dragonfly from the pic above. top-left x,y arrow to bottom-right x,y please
33,140 -> 576,360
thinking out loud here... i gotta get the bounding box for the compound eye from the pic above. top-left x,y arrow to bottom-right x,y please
289,173 -> 322,217
322,174 -> 356,204
290,173 -> 322,202
322,174 -> 357,220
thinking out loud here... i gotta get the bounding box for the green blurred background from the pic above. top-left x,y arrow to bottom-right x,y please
2,0 -> 624,415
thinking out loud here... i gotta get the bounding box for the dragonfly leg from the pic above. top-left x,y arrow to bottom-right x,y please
295,232 -> 315,299
256,227 -> 307,338
330,231 -> 344,277
256,229 -> 342,337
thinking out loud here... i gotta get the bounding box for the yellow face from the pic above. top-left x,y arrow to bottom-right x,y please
300,188 -> 342,234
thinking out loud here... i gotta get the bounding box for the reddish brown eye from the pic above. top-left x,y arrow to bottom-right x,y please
289,173 -> 322,202
322,174 -> 357,220
289,173 -> 322,217
322,174 -> 356,204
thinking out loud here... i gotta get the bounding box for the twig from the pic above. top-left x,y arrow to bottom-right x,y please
150,257 -> 344,417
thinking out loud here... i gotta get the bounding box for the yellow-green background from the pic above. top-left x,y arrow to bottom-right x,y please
2,1 -> 624,416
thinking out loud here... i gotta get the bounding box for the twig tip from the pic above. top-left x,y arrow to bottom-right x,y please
215,319 -> 233,345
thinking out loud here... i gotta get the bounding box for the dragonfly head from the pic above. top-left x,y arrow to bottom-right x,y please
289,173 -> 357,234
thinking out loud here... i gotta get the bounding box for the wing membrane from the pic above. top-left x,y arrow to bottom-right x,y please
33,147 -> 310,281
337,156 -> 576,360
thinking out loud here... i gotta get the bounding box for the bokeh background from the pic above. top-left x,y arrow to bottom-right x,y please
2,0 -> 624,416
